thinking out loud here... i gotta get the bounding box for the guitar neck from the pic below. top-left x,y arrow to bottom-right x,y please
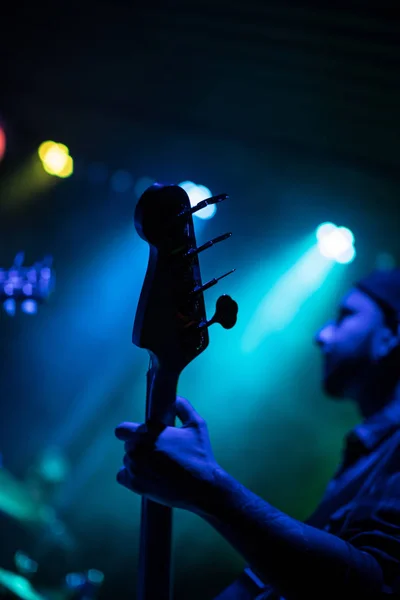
137,358 -> 180,600
131,183 -> 235,600
145,358 -> 179,424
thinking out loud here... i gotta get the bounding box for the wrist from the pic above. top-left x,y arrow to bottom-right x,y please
194,464 -> 234,519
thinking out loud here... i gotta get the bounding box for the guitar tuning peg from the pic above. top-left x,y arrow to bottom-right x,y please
198,295 -> 238,330
183,232 -> 232,259
191,269 -> 236,296
177,193 -> 229,219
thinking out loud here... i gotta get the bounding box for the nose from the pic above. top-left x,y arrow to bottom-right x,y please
314,322 -> 335,349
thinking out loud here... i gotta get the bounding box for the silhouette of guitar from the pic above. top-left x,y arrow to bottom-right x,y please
132,183 -> 238,600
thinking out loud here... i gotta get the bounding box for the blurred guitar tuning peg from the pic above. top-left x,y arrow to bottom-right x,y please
184,232 -> 232,259
198,295 -> 238,330
191,268 -> 236,296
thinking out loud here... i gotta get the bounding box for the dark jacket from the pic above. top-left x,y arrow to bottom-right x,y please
215,399 -> 400,599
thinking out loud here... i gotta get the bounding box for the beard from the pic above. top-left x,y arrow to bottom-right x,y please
321,354 -> 368,399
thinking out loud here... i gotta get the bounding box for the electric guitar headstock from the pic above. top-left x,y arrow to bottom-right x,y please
132,183 -> 238,373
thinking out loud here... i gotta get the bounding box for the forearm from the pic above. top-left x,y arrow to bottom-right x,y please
198,467 -> 384,599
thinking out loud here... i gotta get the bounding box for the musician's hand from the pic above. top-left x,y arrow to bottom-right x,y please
115,396 -> 219,513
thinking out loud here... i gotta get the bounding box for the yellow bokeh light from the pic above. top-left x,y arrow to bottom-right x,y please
38,141 -> 55,161
38,141 -> 73,178
58,155 -> 74,178
44,147 -> 69,173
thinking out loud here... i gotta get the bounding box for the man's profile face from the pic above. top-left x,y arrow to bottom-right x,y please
314,288 -> 385,399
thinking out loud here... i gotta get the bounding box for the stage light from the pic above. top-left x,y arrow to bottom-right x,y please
21,300 -> 37,315
335,245 -> 356,264
178,180 -> 197,197
66,573 -> 86,589
193,185 -> 216,220
37,448 -> 69,482
3,298 -> 16,316
22,283 -> 33,295
316,222 -> 337,242
241,236 -> 336,353
318,227 -> 350,259
338,226 -> 355,245
0,125 -> 6,162
316,223 -> 355,264
38,141 -> 54,161
14,551 -> 38,575
38,141 -> 73,178
1,254 -> 55,316
87,569 -> 104,584
178,181 -> 216,219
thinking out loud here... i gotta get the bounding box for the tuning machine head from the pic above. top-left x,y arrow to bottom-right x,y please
199,294 -> 238,330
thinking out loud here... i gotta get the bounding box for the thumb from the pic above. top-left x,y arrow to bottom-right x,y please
175,396 -> 204,427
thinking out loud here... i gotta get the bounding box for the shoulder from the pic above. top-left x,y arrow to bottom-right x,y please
378,428 -> 400,479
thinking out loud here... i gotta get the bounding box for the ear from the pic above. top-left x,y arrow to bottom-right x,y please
376,323 -> 400,359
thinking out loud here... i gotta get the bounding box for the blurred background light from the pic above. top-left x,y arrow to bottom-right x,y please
134,175 -> 155,197
22,283 -> 33,295
36,447 -> 69,483
65,573 -> 86,589
178,181 -> 216,219
0,125 -> 6,162
316,222 -> 355,264
335,245 -> 356,264
3,298 -> 16,316
110,170 -> 133,193
375,251 -> 396,270
241,235 -> 335,353
14,551 -> 38,575
38,141 -> 74,178
178,180 -> 197,196
87,568 -> 105,584
338,227 -> 355,245
21,299 -> 38,315
316,222 -> 337,241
